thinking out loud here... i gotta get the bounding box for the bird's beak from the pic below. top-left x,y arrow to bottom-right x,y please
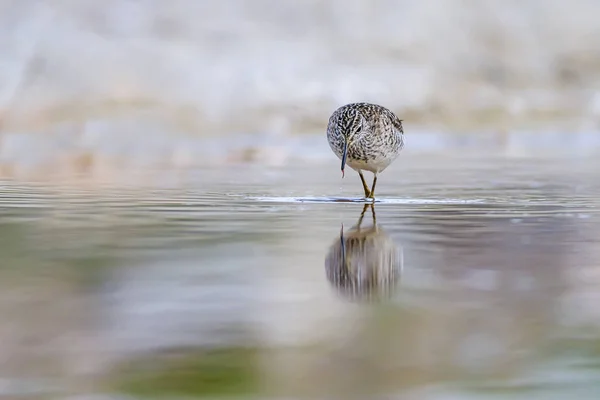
341,139 -> 348,178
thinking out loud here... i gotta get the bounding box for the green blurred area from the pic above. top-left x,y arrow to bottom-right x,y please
114,347 -> 260,398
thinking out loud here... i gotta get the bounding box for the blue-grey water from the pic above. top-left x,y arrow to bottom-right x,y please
1,149 -> 599,399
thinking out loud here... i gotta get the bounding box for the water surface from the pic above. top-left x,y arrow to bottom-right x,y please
0,153 -> 599,399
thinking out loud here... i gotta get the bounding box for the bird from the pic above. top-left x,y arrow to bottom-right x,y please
324,204 -> 403,302
326,102 -> 405,200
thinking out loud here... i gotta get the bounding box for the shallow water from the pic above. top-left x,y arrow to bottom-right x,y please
1,153 -> 600,399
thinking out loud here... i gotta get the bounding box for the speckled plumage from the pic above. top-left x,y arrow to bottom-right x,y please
326,102 -> 404,199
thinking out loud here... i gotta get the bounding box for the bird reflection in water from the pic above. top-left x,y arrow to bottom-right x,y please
325,204 -> 403,302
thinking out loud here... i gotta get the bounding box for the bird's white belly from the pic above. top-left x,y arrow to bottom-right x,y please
346,156 -> 394,173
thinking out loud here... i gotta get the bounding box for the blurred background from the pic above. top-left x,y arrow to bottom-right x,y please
1,1 -> 600,399
1,0 -> 600,180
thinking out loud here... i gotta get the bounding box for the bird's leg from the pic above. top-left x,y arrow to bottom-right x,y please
358,171 -> 371,198
367,174 -> 378,199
